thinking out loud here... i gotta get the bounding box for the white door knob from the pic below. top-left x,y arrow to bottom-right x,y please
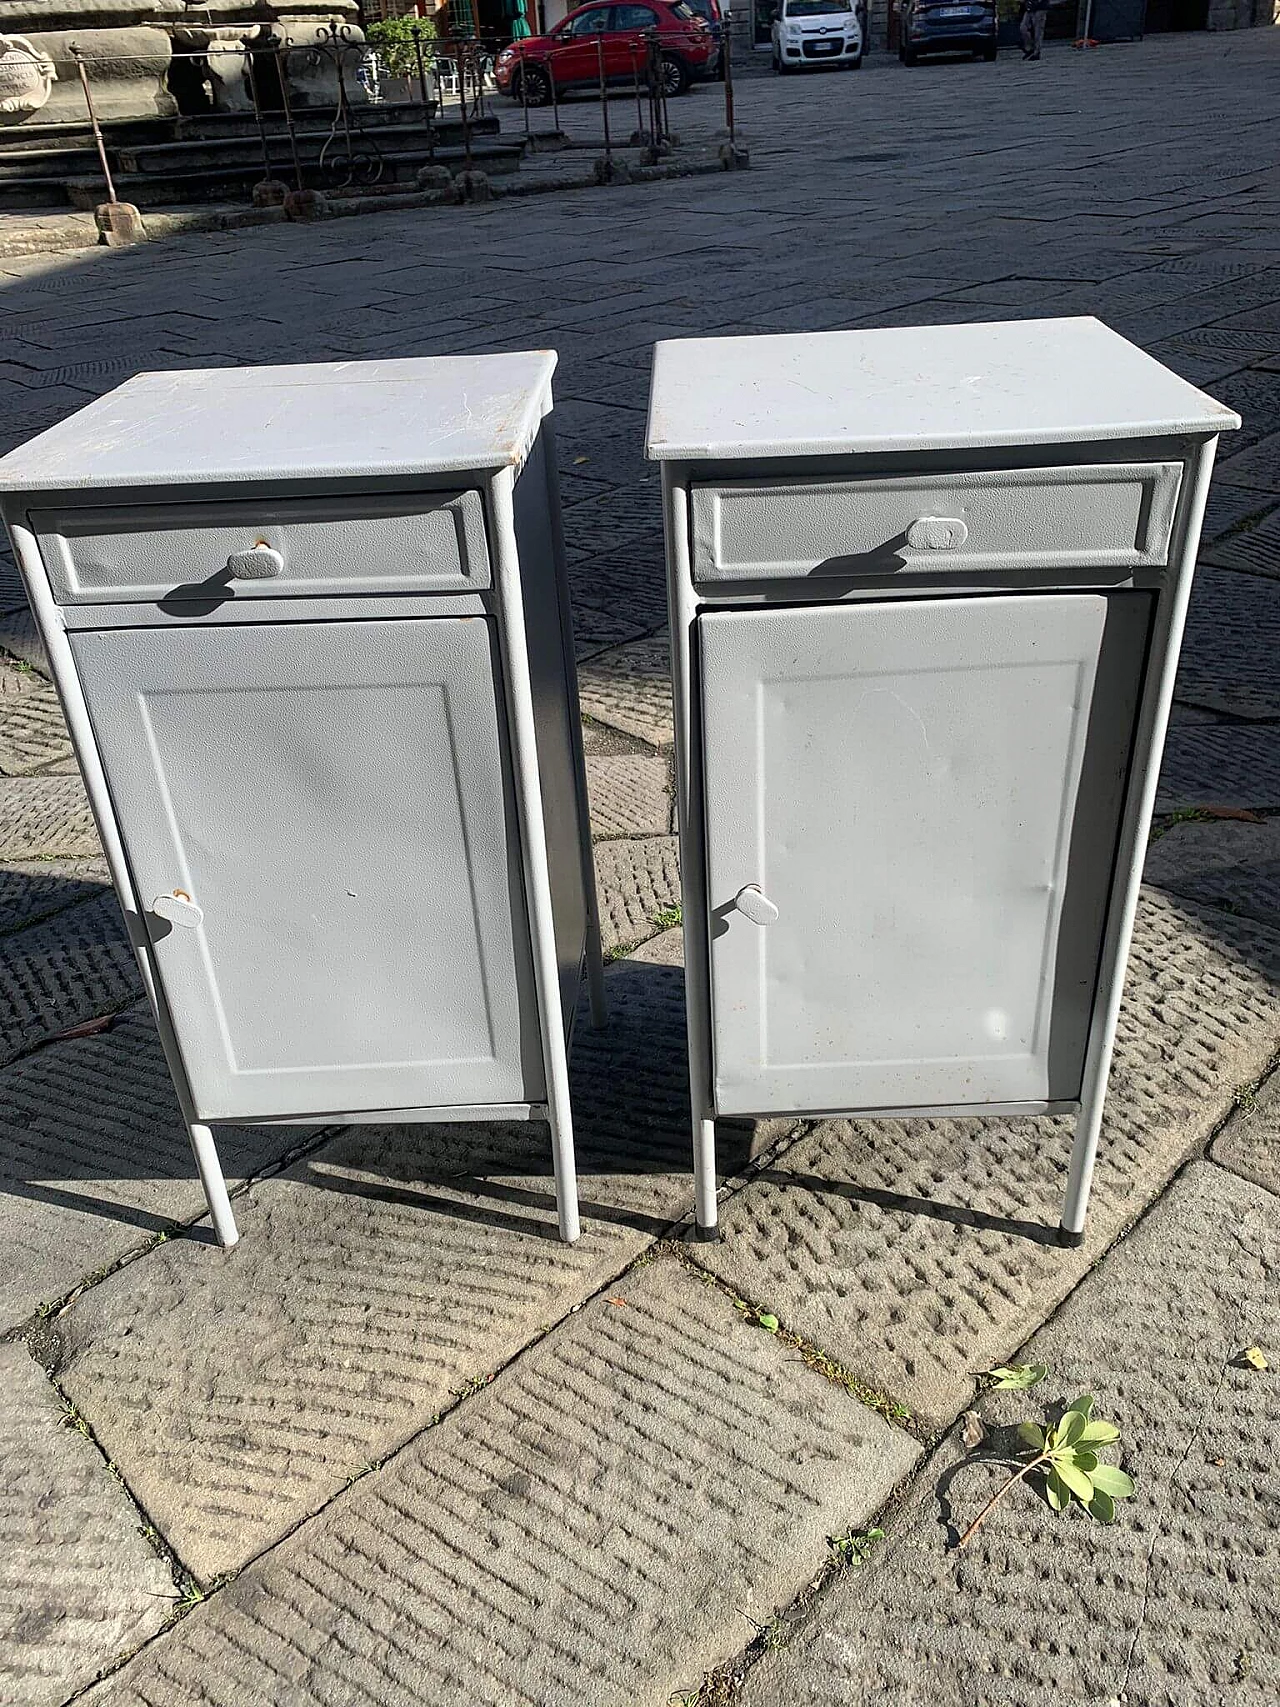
906,516 -> 969,551
153,892 -> 203,929
735,885 -> 779,926
226,544 -> 284,579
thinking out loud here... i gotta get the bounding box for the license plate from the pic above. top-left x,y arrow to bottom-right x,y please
811,38 -> 841,50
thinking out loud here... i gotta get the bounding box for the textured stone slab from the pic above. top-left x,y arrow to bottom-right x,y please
1199,484 -> 1276,545
0,1001 -> 301,1328
628,925 -> 684,966
0,603 -> 49,675
0,1340 -> 173,1707
85,1259 -> 920,1707
0,893 -> 141,1067
568,600 -> 649,660
560,482 -> 664,564
1204,505 -> 1280,577
1213,430 -> 1280,493
694,889 -> 1280,1429
55,957 -> 701,1579
1144,818 -> 1280,933
0,670 -> 73,776
585,753 -> 670,839
1156,722 -> 1280,811
1212,1066 -> 1280,1196
578,634 -> 674,748
566,546 -> 670,633
594,835 -> 681,953
0,774 -> 99,860
740,1163 -> 1280,1707
1177,564 -> 1280,717
0,859 -> 109,935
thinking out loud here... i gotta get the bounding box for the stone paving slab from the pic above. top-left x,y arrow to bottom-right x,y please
0,775 -> 99,859
578,634 -> 674,748
1212,430 -> 1280,493
1144,818 -> 1280,934
628,925 -> 684,967
569,600 -> 650,660
566,547 -> 670,633
737,1161 -> 1279,1707
1204,505 -> 1280,577
0,604 -> 48,676
0,1002 -> 306,1329
692,888 -> 1280,1430
0,858 -> 109,935
594,834 -> 681,953
1177,564 -> 1280,718
82,1257 -> 921,1707
1199,485 -> 1278,546
1156,722 -> 1280,812
0,892 -> 142,1068
1212,1068 -> 1280,1198
585,753 -> 670,839
0,670 -> 73,777
54,955 -> 698,1581
0,1340 -> 174,1707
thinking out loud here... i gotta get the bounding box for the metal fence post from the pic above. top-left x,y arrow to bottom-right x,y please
596,35 -> 611,165
69,44 -> 119,204
723,19 -> 735,146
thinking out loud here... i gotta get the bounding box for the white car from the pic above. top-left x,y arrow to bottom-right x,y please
771,0 -> 863,72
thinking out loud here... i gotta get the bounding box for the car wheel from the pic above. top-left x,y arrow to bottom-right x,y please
660,53 -> 691,97
850,53 -> 863,68
901,46 -> 918,65
515,64 -> 551,106
983,44 -> 998,60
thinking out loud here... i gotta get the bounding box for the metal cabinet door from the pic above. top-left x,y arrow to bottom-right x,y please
699,592 -> 1151,1116
71,616 -> 543,1122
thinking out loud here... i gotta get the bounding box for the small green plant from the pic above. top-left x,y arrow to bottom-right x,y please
365,15 -> 437,79
828,1525 -> 884,1566
981,1362 -> 1047,1391
653,902 -> 683,932
755,1309 -> 779,1333
958,1392 -> 1134,1548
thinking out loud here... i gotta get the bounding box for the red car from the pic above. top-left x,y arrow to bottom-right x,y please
494,1 -> 715,104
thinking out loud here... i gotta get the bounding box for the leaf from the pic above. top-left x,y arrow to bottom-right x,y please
1242,1345 -> 1269,1371
961,1410 -> 987,1450
757,1312 -> 780,1333
1057,1459 -> 1095,1502
1089,1463 -> 1135,1500
572,456 -> 590,465
1087,1487 -> 1116,1524
1057,1409 -> 1087,1448
1077,1419 -> 1121,1446
1067,1394 -> 1095,1421
1073,1450 -> 1099,1473
49,1013 -> 117,1042
982,1363 -> 1047,1391
1016,1421 -> 1045,1451
1201,806 -> 1264,823
1044,1467 -> 1070,1512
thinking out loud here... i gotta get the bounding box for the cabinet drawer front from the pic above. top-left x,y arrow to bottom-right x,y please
690,462 -> 1182,582
33,490 -> 489,603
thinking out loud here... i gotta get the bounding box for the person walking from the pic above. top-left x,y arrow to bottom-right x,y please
1020,0 -> 1049,58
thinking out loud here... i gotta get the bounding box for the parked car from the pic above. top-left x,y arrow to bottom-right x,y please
771,0 -> 863,73
897,0 -> 998,63
494,0 -> 715,104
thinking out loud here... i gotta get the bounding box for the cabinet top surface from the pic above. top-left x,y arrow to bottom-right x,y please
645,318 -> 1239,461
0,353 -> 559,495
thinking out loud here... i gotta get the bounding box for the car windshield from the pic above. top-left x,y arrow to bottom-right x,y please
784,0 -> 851,14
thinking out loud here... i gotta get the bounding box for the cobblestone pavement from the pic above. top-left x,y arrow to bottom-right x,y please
1,32 -> 1279,1707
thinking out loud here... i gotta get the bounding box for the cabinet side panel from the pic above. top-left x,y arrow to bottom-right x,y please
511,430 -> 589,1036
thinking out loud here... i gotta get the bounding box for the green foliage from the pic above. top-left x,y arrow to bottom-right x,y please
755,1310 -> 779,1333
828,1526 -> 884,1567
958,1385 -> 1135,1549
982,1362 -> 1047,1391
366,15 -> 437,79
653,902 -> 683,931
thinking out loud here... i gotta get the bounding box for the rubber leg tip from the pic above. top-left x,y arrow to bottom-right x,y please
1056,1225 -> 1085,1249
694,1222 -> 721,1243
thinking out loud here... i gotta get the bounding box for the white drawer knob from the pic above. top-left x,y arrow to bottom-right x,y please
226,544 -> 283,579
153,892 -> 203,929
735,885 -> 779,927
907,516 -> 969,551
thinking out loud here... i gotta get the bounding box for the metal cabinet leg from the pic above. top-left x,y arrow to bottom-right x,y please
585,910 -> 609,1032
188,1123 -> 239,1249
693,1115 -> 719,1241
1058,1099 -> 1102,1249
548,1096 -> 582,1245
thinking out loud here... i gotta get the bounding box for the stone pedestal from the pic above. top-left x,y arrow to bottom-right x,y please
0,2 -> 182,125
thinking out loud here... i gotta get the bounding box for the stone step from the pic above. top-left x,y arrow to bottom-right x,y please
0,148 -> 101,182
63,140 -> 524,209
116,122 -> 482,176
